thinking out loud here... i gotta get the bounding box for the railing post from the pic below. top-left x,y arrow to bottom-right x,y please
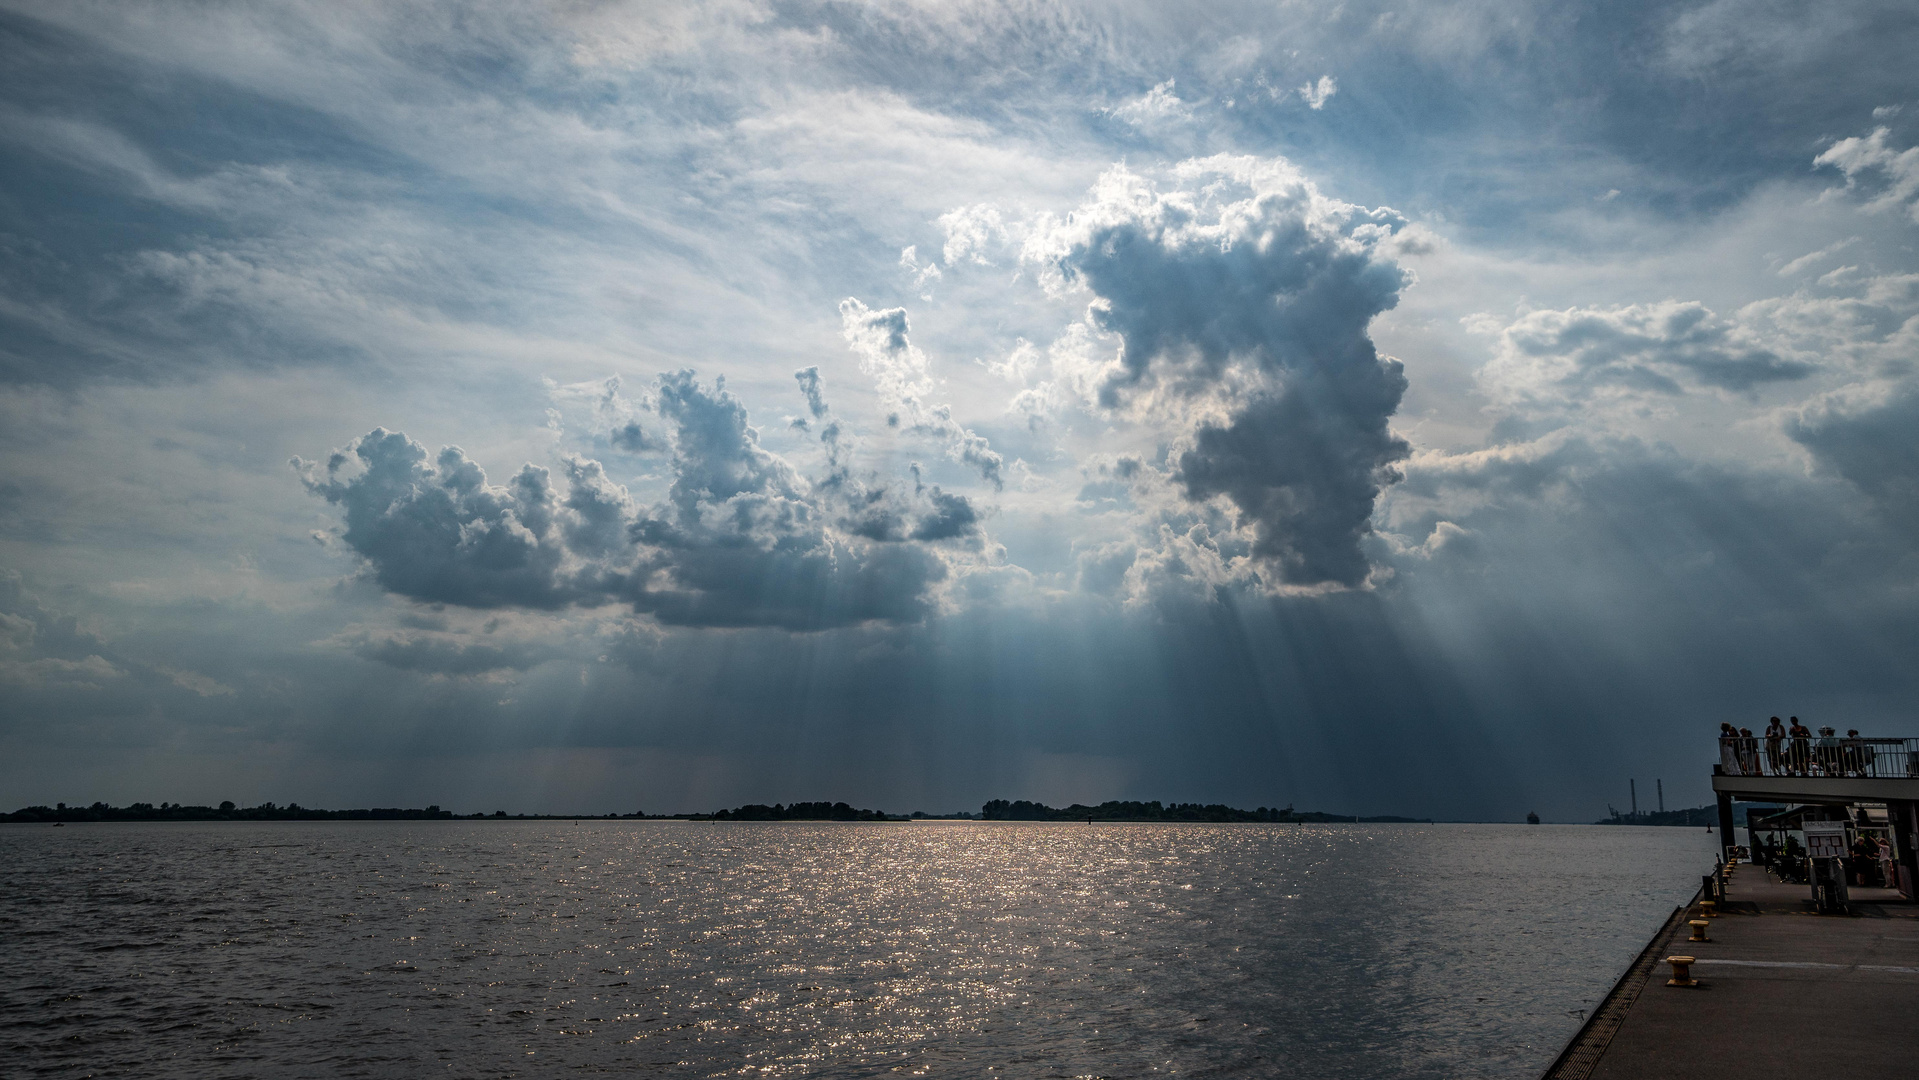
1716,791 -> 1736,848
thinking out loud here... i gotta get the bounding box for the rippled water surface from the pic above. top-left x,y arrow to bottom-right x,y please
1,821 -> 1714,1078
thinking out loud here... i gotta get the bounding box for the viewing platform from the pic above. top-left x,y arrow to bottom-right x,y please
1712,734 -> 1919,800
1710,734 -> 1919,897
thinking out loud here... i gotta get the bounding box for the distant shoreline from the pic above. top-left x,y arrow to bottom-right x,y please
6,798 -> 1447,825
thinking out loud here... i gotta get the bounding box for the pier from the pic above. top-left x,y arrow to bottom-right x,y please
1545,735 -> 1919,1078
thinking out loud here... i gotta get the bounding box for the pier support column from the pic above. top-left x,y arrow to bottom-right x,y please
1716,791 -> 1736,853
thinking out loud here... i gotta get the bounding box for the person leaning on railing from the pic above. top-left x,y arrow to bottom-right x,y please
1764,717 -> 1785,775
1717,725 -> 1762,775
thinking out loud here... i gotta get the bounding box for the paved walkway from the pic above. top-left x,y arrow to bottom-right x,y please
1548,862 -> 1919,1079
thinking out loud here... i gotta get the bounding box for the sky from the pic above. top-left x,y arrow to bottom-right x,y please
1,0 -> 1916,820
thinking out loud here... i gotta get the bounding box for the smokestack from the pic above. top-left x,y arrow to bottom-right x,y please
1631,779 -> 1638,818
1657,779 -> 1664,813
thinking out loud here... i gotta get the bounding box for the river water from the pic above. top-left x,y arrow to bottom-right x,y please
1,820 -> 1713,1078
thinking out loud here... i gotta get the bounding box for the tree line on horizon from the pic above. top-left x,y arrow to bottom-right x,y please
5,798 -> 1434,824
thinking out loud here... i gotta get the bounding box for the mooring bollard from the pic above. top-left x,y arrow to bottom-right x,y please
1665,956 -> 1698,987
1700,899 -> 1719,918
1689,919 -> 1710,942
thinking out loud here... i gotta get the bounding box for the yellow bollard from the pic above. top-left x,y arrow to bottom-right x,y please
1689,919 -> 1710,942
1700,900 -> 1719,918
1666,956 -> 1698,987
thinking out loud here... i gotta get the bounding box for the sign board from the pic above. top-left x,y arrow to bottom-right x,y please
1803,820 -> 1848,859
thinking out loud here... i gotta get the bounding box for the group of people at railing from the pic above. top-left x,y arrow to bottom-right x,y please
1718,717 -> 1884,777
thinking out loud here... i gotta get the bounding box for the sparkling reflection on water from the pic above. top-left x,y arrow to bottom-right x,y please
1,821 -> 1713,1078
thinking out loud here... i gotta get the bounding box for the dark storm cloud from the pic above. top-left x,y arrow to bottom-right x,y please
1787,379 -> 1919,524
299,430 -> 572,609
1028,160 -> 1412,587
909,487 -> 980,542
299,372 -> 979,631
1178,384 -> 1408,586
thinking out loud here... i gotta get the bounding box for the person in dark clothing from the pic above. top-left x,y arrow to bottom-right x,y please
1852,834 -> 1882,887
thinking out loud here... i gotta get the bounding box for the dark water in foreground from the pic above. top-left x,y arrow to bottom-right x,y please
1,821 -> 1713,1078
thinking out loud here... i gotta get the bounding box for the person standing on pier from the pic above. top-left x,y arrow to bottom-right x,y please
1843,729 -> 1868,776
1739,727 -> 1760,774
1788,717 -> 1813,775
1765,717 -> 1786,774
1814,725 -> 1841,776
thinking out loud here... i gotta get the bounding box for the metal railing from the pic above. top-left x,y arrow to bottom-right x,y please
1719,735 -> 1919,779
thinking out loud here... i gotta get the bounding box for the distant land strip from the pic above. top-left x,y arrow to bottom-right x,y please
5,799 -> 1441,824
1592,804 -> 1779,827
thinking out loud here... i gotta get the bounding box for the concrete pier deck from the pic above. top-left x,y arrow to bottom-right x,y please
1544,862 -> 1919,1079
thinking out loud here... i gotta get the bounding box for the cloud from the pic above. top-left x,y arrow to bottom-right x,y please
938,203 -> 1010,266
154,665 -> 236,697
1777,238 -> 1858,277
1815,126 -> 1919,221
1022,156 -> 1415,588
346,632 -> 555,675
1478,300 -> 1815,408
299,371 -> 980,630
1299,75 -> 1338,110
1786,378 -> 1919,523
0,572 -> 124,689
899,245 -> 942,295
297,430 -> 573,609
1106,80 -> 1195,127
839,298 -> 1005,489
794,366 -> 829,419
555,375 -> 667,454
0,571 -> 239,719
910,487 -> 980,542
